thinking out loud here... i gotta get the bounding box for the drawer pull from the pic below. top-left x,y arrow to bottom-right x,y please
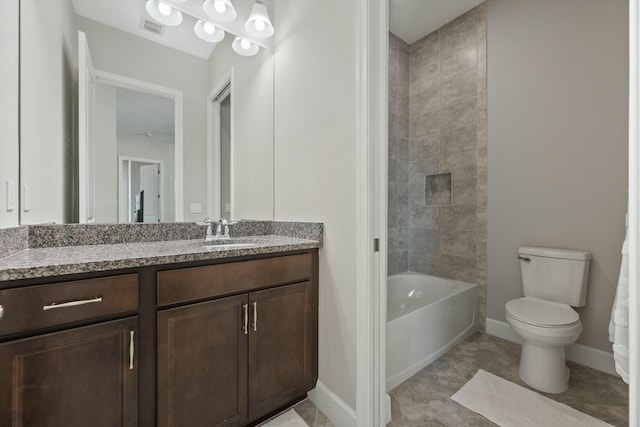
252,302 -> 258,332
43,296 -> 103,311
129,330 -> 135,370
0,304 -> 3,319
242,304 -> 248,335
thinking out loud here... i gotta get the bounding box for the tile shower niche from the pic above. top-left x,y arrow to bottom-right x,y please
425,173 -> 451,205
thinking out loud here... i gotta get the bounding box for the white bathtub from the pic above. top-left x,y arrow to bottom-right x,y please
386,272 -> 478,391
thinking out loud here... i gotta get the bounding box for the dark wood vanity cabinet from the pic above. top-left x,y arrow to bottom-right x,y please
0,249 -> 318,427
157,294 -> 249,426
0,274 -> 140,427
0,318 -> 139,427
156,252 -> 318,426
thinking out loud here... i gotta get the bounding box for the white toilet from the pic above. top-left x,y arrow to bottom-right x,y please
505,246 -> 591,394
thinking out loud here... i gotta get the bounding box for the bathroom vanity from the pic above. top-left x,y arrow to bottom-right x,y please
0,224 -> 321,427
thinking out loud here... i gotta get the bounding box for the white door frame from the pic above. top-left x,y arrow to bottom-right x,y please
355,0 -> 388,426
118,156 -> 165,223
207,69 -> 234,220
629,0 -> 639,425
94,70 -> 184,222
78,31 -> 96,224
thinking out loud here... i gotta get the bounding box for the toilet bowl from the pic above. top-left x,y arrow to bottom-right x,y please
506,296 -> 582,393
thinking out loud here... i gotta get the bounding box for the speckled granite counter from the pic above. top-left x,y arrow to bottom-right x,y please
0,235 -> 320,282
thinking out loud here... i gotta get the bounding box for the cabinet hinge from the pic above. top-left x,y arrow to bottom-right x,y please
374,238 -> 380,252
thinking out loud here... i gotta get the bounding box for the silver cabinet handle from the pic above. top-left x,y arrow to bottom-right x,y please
129,330 -> 135,370
242,303 -> 249,335
252,302 -> 257,332
43,296 -> 102,310
0,305 -> 3,319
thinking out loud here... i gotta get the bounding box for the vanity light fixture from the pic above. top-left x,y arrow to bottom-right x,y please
232,36 -> 259,56
245,1 -> 273,38
194,20 -> 225,43
145,0 -> 183,26
203,0 -> 237,23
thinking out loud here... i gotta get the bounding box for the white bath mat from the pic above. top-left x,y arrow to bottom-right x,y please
260,409 -> 308,427
451,369 -> 613,427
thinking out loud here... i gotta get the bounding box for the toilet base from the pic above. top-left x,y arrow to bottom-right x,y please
519,341 -> 570,393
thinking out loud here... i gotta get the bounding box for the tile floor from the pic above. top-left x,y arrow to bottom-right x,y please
390,333 -> 629,426
293,398 -> 335,427
282,332 -> 628,426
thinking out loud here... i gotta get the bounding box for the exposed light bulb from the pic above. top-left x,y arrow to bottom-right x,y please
232,36 -> 259,56
245,2 -> 273,38
158,1 -> 172,16
214,0 -> 226,13
146,0 -> 182,26
204,22 -> 215,34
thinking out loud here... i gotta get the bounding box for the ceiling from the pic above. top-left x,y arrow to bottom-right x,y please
71,0 -> 274,60
116,87 -> 175,143
389,0 -> 484,45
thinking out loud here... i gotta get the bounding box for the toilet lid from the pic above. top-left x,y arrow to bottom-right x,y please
506,297 -> 579,327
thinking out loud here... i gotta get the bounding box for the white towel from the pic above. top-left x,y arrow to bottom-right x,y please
608,214 -> 629,383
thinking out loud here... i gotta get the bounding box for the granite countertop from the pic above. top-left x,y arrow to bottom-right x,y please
0,235 -> 321,282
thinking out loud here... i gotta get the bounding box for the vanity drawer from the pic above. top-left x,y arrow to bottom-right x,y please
0,274 -> 138,337
157,253 -> 312,307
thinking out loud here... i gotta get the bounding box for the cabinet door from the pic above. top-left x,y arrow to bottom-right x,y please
157,294 -> 248,427
248,281 -> 314,419
0,317 -> 138,427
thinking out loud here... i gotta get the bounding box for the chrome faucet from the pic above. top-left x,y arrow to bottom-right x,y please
196,218 -> 236,241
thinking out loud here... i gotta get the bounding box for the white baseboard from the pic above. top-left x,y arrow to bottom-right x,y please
308,380 -> 356,427
485,318 -> 617,376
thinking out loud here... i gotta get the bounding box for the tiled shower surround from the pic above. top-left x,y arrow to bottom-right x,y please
388,3 -> 487,329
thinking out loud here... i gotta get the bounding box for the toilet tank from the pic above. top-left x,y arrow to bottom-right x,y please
519,246 -> 591,307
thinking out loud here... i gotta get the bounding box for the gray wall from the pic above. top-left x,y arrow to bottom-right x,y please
388,4 -> 488,328
487,0 -> 628,351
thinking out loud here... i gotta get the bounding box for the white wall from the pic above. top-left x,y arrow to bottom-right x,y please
20,0 -> 77,224
487,0 -> 628,351
0,0 -> 19,227
75,16 -> 208,222
274,0 -> 358,414
207,35 -> 275,220
94,83 -> 118,223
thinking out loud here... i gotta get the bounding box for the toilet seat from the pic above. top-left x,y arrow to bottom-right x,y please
506,297 -> 579,327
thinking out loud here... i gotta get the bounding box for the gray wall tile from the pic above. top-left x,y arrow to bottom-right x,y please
388,4 -> 486,332
441,124 -> 477,154
441,46 -> 477,82
440,150 -> 477,177
438,205 -> 476,231
439,229 -> 477,258
440,71 -> 477,105
451,177 -> 477,205
438,254 -> 476,282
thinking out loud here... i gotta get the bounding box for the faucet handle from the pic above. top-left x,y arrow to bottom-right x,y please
196,217 -> 213,226
221,219 -> 238,238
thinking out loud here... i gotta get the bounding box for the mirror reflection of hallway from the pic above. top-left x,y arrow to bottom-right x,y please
95,84 -> 176,223
118,158 -> 164,223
